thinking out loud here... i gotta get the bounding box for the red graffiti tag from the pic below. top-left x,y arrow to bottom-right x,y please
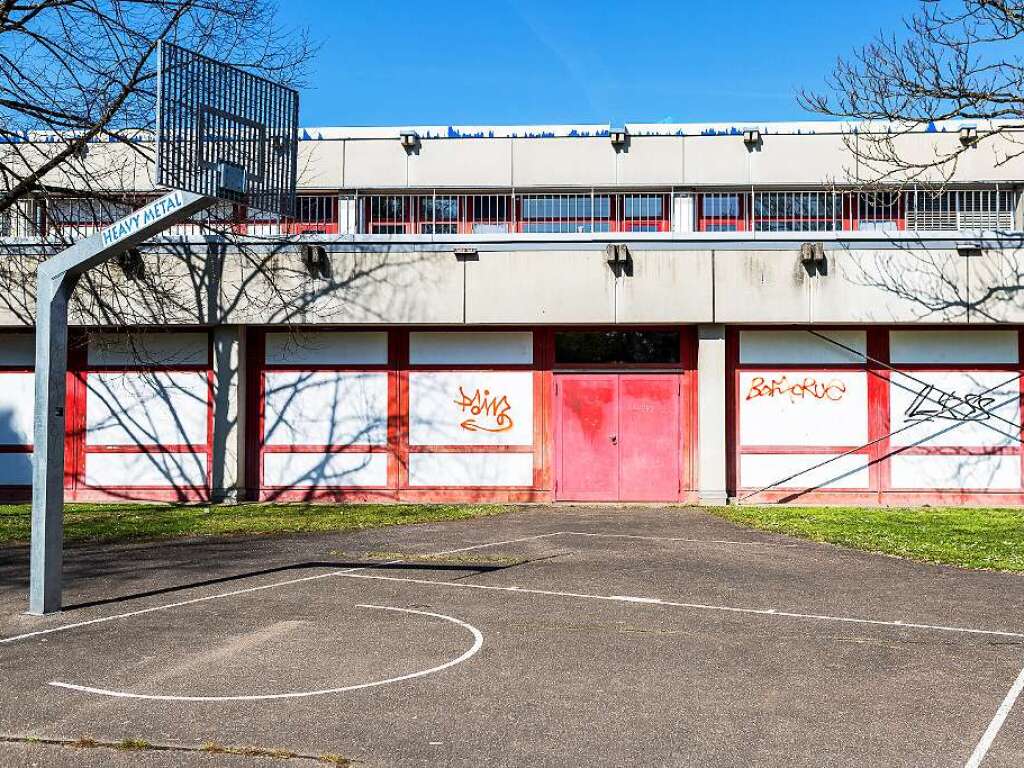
745,375 -> 847,402
454,386 -> 514,433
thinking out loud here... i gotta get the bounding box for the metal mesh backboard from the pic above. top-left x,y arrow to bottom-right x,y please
155,41 -> 299,218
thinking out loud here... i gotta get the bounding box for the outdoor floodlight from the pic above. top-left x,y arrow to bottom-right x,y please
301,243 -> 331,279
606,243 -> 633,276
800,241 -> 826,266
454,247 -> 479,261
960,125 -> 979,146
399,131 -> 420,151
610,129 -> 629,149
743,129 -> 761,147
116,248 -> 145,281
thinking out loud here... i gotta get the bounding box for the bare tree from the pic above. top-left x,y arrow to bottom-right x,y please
0,1 -> 376,356
0,0 -> 311,228
801,0 -> 1024,183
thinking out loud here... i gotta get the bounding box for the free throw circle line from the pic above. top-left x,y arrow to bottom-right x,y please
48,605 -> 483,702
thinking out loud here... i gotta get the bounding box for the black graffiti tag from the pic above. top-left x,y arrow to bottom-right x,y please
904,384 -> 996,423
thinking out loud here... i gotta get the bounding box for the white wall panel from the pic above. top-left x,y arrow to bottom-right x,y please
264,371 -> 388,446
409,332 -> 533,365
890,454 -> 1020,490
889,370 -> 1020,447
0,453 -> 32,485
739,330 -> 867,365
86,372 -> 209,446
263,452 -> 387,487
265,332 -> 388,366
0,334 -> 34,366
88,333 -> 208,367
0,372 -> 34,444
889,330 -> 1018,365
409,371 -> 533,446
85,452 -> 207,487
739,371 -> 868,446
408,452 -> 533,487
740,453 -> 870,490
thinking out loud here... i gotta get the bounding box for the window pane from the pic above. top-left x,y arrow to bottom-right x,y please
624,195 -> 663,218
702,195 -> 740,217
555,331 -> 680,364
420,196 -> 458,221
522,195 -> 610,220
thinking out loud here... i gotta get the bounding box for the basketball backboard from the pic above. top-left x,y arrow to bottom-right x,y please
30,43 -> 301,616
155,41 -> 299,218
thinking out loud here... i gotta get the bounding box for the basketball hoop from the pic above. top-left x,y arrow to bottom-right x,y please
28,43 -> 300,615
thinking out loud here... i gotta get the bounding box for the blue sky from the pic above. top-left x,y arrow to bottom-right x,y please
281,1 -> 912,127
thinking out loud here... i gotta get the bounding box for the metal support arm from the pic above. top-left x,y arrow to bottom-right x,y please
28,190 -> 213,615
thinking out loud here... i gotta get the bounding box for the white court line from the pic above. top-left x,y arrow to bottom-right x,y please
335,571 -> 1024,640
1,532 -> 1019,647
0,565 -> 369,646
48,605 -> 483,702
964,661 -> 1024,768
432,532 -> 565,556
561,532 -> 796,547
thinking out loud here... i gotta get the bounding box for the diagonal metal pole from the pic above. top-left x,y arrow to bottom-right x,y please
28,190 -> 213,615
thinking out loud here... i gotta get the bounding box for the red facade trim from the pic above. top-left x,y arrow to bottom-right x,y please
731,325 -> 1024,504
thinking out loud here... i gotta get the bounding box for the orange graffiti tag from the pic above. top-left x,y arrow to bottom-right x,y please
454,386 -> 514,433
745,375 -> 846,402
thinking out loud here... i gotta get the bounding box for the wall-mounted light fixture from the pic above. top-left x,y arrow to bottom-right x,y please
959,125 -> 979,146
454,247 -> 479,262
301,244 -> 331,279
116,248 -> 145,281
605,243 -> 633,276
743,128 -> 762,148
399,131 -> 420,152
610,128 -> 628,150
800,241 -> 826,266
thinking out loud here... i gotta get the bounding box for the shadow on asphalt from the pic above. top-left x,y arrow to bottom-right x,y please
59,560 -> 514,613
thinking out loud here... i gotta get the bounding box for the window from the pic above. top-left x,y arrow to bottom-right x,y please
753,192 -> 838,232
471,195 -> 511,233
904,189 -> 1016,231
555,331 -> 680,365
419,196 -> 459,233
852,190 -> 902,231
367,195 -> 411,234
520,195 -> 612,233
621,194 -> 669,232
698,193 -> 745,231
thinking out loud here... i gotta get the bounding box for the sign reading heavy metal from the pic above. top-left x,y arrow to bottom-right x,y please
99,191 -> 186,247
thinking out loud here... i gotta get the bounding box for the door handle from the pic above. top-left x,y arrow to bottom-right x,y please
609,434 -> 618,445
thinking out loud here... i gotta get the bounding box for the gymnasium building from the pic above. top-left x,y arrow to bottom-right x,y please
1,120 -> 1023,506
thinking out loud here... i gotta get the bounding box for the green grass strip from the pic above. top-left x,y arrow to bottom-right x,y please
0,503 -> 506,547
713,505 -> 1024,573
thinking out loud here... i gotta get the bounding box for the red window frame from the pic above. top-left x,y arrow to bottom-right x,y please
729,326 -> 1024,506
696,193 -> 747,232
72,331 -> 214,502
0,331 -> 35,501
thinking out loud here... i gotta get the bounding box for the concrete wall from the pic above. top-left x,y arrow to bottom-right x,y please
3,237 -> 1022,329
5,124 -> 1020,193
330,127 -> 1024,190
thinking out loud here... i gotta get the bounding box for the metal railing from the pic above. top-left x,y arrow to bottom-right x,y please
361,192 -> 672,234
696,187 -> 1017,233
2,186 -> 1018,241
0,195 -> 342,240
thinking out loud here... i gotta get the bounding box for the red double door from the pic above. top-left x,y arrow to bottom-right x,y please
555,374 -> 683,501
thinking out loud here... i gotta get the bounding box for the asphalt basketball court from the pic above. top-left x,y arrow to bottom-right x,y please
1,505 -> 1023,767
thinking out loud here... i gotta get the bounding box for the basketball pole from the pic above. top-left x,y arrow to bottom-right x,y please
29,190 -> 213,615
